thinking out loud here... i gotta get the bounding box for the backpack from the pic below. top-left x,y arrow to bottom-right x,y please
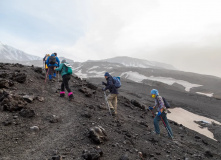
64,63 -> 73,75
162,97 -> 171,108
156,96 -> 171,108
113,77 -> 121,88
49,56 -> 56,64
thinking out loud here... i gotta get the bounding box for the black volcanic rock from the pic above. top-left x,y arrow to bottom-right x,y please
19,108 -> 35,118
88,126 -> 107,144
0,79 -> 9,88
82,147 -> 103,160
11,72 -> 27,83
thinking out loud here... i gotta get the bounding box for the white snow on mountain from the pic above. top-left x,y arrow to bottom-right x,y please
120,71 -> 148,83
88,70 -> 106,77
196,92 -> 214,97
121,71 -> 202,91
88,66 -> 99,71
98,56 -> 176,70
0,42 -> 41,61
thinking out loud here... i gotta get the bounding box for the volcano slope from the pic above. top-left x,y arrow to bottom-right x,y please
0,63 -> 220,160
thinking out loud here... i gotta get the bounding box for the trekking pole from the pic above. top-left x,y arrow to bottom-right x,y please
104,91 -> 112,116
45,69 -> 49,83
160,116 -> 173,138
58,72 -> 59,82
150,110 -> 155,118
150,110 -> 173,138
43,61 -> 44,72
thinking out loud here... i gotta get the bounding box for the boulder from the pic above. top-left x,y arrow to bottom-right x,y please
82,147 -> 103,160
119,154 -> 129,160
48,115 -> 61,123
86,83 -> 98,90
0,72 -> 8,78
23,95 -> 34,103
30,126 -> 40,132
131,100 -> 144,109
88,126 -> 107,144
0,79 -> 9,89
11,73 -> 27,83
19,108 -> 35,118
33,67 -> 42,74
1,95 -> 27,111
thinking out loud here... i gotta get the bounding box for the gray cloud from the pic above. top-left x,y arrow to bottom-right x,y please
1,0 -> 221,77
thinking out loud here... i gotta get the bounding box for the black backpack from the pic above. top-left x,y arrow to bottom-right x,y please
156,96 -> 171,108
49,56 -> 56,64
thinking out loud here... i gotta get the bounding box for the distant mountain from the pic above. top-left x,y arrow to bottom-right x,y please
72,60 -> 221,99
88,56 -> 176,70
0,42 -> 41,61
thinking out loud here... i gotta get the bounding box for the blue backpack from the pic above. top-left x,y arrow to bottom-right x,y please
113,77 -> 121,88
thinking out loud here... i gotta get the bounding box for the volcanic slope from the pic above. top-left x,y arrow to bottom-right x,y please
0,63 -> 220,160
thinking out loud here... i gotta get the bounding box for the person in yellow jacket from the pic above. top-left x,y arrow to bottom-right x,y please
43,54 -> 50,73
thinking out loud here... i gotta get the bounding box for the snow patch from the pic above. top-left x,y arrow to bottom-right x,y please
87,70 -> 105,77
168,107 -> 221,141
120,71 -> 202,91
75,69 -> 88,79
196,92 -> 214,97
120,71 -> 148,83
87,66 -> 99,71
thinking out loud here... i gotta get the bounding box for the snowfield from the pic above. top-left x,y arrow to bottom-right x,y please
196,92 -> 214,97
120,71 -> 202,92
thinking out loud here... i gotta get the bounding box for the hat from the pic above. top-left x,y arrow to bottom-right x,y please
104,72 -> 110,77
150,89 -> 159,96
61,59 -> 66,63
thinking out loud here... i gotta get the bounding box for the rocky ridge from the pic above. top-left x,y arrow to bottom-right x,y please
0,63 -> 220,160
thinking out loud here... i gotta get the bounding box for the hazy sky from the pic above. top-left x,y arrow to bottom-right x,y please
1,0 -> 221,77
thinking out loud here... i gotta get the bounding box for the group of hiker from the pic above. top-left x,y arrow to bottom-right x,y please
43,53 -> 173,139
43,53 -> 73,101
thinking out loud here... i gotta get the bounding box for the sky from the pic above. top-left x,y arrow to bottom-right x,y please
1,0 -> 221,77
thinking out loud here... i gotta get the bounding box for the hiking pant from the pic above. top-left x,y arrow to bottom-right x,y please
48,66 -> 55,80
107,94 -> 118,114
154,112 -> 173,137
61,74 -> 71,92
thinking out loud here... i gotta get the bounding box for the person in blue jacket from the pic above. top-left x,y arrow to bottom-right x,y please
102,72 -> 119,115
46,53 -> 60,81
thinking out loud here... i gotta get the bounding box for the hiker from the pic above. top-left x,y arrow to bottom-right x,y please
55,59 -> 74,101
102,72 -> 119,115
43,54 -> 50,72
46,53 -> 60,81
149,89 -> 173,138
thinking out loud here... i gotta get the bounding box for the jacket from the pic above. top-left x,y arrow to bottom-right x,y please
55,63 -> 70,77
46,54 -> 60,67
104,73 -> 118,94
155,95 -> 167,112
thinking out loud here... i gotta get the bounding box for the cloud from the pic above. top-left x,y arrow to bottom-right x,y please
1,0 -> 221,77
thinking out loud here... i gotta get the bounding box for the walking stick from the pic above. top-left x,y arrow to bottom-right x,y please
58,72 -> 60,82
160,116 -> 173,138
150,110 -> 173,138
104,91 -> 112,116
45,68 -> 49,83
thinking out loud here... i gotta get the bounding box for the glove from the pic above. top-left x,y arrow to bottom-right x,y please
157,111 -> 161,116
102,87 -> 106,91
149,106 -> 153,110
102,82 -> 106,85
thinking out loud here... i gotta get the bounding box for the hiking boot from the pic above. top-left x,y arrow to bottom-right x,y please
60,91 -> 65,97
110,108 -> 115,116
68,92 -> 74,101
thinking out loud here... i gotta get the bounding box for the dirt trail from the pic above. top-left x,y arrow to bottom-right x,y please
0,63 -> 221,160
